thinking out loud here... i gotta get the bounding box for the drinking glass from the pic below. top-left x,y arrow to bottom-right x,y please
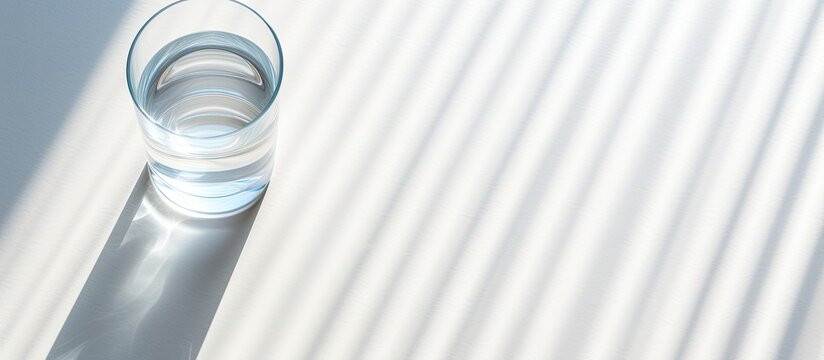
127,0 -> 283,216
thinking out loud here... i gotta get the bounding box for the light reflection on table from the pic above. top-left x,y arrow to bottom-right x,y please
47,169 -> 261,360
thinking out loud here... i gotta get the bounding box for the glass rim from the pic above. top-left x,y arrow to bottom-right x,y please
126,0 -> 284,140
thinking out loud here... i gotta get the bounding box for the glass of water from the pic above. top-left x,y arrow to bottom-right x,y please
127,0 -> 283,216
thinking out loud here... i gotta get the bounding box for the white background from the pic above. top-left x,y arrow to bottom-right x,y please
2,0 -> 824,358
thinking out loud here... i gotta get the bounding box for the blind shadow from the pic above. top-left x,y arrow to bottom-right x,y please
244,0 -> 465,356
0,0 -> 132,225
46,168 -> 262,360
722,76 -> 824,360
777,223 -> 824,359
674,2 -> 824,357
616,0 -> 773,355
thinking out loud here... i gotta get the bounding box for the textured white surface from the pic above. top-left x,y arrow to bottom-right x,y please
2,0 -> 824,358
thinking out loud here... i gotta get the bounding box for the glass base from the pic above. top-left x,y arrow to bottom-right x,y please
148,167 -> 267,218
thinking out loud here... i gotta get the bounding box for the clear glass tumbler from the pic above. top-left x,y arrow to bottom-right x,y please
127,0 -> 283,216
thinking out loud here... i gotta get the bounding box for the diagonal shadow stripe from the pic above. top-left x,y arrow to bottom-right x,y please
498,0 -> 678,357
444,1 -> 637,358
0,0 -> 132,226
674,2 -> 824,357
723,56 -> 824,360
548,0 -> 727,356
399,0 -> 597,358
776,220 -> 824,358
298,0 -> 516,357
243,1 -> 462,357
616,0 -> 775,355
338,0 -> 557,357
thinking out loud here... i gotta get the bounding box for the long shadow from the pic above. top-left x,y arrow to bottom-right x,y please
3,5 -> 230,346
399,0 -> 597,358
444,1 -> 636,358
777,222 -> 824,358
498,0 -> 676,357
6,7 -> 262,353
46,168 -> 262,360
616,0 -> 774,354
0,0 -> 132,226
673,2 -> 824,357
546,0 -> 726,357
722,73 -> 824,359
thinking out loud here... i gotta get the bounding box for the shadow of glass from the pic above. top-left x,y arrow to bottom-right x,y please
0,1 -> 133,225
46,168 -> 262,360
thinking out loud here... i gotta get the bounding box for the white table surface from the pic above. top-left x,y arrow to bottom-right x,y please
3,0 -> 824,358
